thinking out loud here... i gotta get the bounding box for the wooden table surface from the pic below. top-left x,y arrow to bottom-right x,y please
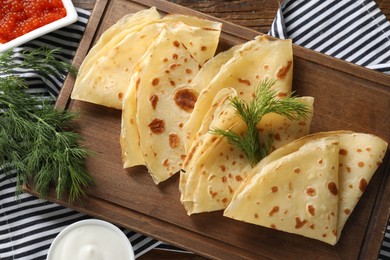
73,0 -> 390,34
70,0 -> 390,259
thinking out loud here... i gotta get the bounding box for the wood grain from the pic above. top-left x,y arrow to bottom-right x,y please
72,0 -> 390,34
30,0 -> 390,259
168,0 -> 281,32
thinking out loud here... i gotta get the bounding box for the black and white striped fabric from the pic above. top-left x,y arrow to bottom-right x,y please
269,0 -> 390,74
269,1 -> 390,259
0,9 -> 167,260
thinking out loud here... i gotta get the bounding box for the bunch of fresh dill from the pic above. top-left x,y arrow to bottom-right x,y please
211,79 -> 310,167
0,47 -> 93,202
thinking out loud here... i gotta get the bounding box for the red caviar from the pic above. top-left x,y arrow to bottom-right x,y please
0,0 -> 67,44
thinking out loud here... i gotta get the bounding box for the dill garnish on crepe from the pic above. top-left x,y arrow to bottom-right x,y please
211,79 -> 310,167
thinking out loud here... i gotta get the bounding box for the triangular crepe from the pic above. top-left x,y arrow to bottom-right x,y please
328,132 -> 387,236
180,88 -> 247,213
72,10 -> 222,109
132,28 -> 202,184
73,22 -> 163,109
120,66 -> 144,167
184,134 -> 252,214
76,7 -> 161,78
224,131 -> 388,244
72,8 -> 162,108
224,137 -> 341,245
247,131 -> 388,238
184,35 -> 294,149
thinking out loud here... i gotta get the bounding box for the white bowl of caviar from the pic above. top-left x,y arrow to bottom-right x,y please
0,0 -> 78,52
47,219 -> 135,260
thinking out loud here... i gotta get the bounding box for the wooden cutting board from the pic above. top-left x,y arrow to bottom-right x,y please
25,0 -> 390,259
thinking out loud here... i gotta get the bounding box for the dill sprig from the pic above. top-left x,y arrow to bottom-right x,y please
0,47 -> 77,76
211,79 -> 310,167
0,47 -> 92,202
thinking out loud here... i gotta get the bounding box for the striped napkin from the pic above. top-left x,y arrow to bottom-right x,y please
269,0 -> 390,74
269,0 -> 390,259
0,9 -> 165,260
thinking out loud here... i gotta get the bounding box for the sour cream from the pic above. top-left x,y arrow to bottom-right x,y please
47,219 -> 134,260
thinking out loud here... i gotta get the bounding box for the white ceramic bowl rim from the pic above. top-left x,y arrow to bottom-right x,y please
0,0 -> 78,52
47,219 -> 135,260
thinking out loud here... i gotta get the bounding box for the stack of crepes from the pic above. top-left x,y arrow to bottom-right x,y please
71,7 -> 223,183
71,7 -> 314,185
179,35 -> 315,214
71,7 -> 388,245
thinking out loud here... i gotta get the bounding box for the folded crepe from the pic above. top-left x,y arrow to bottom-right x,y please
125,28 -> 203,184
72,7 -> 161,109
71,8 -> 222,109
180,44 -> 241,151
76,7 -> 161,78
224,131 -> 388,244
326,132 -> 387,236
120,22 -> 225,170
180,88 -> 314,215
225,137 -> 340,245
184,35 -> 294,150
180,88 -> 247,213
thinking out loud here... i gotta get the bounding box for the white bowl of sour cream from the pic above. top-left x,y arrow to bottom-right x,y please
47,219 -> 135,260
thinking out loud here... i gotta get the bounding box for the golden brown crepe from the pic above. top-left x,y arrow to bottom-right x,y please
224,131 -> 388,244
130,28 -> 202,184
258,96 -> 314,149
224,137 -> 341,245
76,7 -> 161,78
329,132 -> 387,236
180,88 -> 247,213
72,8 -> 162,109
71,9 -> 222,109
